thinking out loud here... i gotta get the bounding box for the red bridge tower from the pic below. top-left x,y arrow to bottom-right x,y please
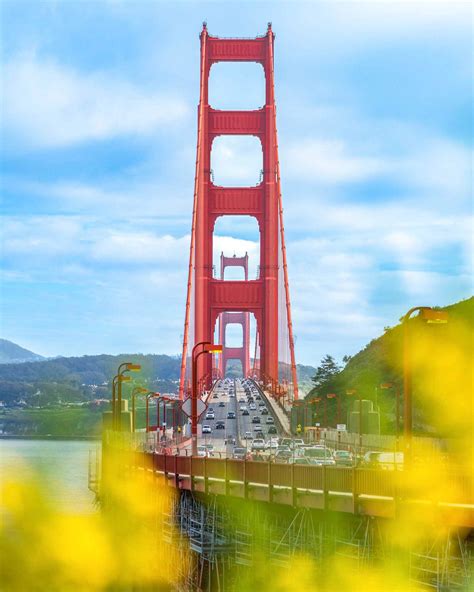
179,24 -> 298,403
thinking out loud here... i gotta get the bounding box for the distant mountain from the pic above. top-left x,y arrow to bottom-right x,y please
0,339 -> 45,364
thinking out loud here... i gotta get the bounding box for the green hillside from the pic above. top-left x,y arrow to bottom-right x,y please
306,297 -> 473,436
0,353 -> 181,406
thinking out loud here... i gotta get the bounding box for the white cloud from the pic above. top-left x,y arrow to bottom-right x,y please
2,216 -> 83,256
284,138 -> 389,184
91,231 -> 190,264
284,1 -> 470,58
2,52 -> 190,148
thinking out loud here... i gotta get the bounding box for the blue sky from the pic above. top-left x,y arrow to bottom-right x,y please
1,1 -> 472,366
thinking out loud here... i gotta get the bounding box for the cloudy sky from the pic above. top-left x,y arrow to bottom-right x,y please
1,1 -> 472,365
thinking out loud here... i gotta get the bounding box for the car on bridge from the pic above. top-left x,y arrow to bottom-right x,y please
266,439 -> 279,450
242,408 -> 249,416
243,431 -> 253,440
251,438 -> 266,451
227,411 -> 236,419
232,447 -> 247,460
275,448 -> 292,462
304,447 -> 336,466
333,450 -> 354,467
216,421 -> 225,430
266,416 -> 274,424
267,426 -> 277,434
219,401 -> 225,407
261,407 -> 269,414
204,444 -> 214,456
375,452 -> 404,470
202,425 -> 212,434
205,412 -> 215,420
289,457 -> 312,465
361,451 -> 383,468
249,403 -> 257,411
251,416 -> 260,424
254,426 -> 263,434
224,435 -> 236,445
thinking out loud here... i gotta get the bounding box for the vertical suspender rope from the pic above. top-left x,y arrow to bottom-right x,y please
268,33 -> 299,401
179,29 -> 208,399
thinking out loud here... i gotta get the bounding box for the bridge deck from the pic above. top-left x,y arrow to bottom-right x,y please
127,451 -> 474,528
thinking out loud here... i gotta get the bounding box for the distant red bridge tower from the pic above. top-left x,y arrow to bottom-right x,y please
179,23 -> 298,403
218,253 -> 250,378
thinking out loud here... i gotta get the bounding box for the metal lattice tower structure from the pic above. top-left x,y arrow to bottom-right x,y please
179,23 -> 298,402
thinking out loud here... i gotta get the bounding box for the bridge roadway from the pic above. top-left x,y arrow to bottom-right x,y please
182,378 -> 283,457
129,379 -> 473,528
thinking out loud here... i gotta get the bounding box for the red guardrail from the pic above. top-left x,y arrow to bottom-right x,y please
129,453 -> 473,517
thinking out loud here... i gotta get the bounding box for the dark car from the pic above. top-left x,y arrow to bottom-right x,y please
219,401 -> 225,407
216,421 -> 225,430
267,426 -> 277,434
232,447 -> 246,460
242,409 -> 249,416
227,411 -> 236,419
362,451 -> 382,468
261,407 -> 269,415
333,450 -> 353,467
251,416 -> 261,424
275,449 -> 292,462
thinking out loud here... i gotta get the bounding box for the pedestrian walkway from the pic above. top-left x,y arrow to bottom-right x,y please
261,388 -> 291,435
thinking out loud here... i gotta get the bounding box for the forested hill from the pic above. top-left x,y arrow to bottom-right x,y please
307,297 -> 473,436
0,350 -> 317,405
0,354 -> 181,406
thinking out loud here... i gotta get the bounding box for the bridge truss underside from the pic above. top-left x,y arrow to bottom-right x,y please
166,491 -> 472,592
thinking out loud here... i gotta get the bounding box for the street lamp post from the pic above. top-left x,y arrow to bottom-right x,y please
327,393 -> 340,426
380,382 -> 400,450
131,386 -> 148,432
146,392 -> 160,432
402,306 -> 448,461
112,374 -> 131,431
346,389 -> 361,454
192,342 -> 223,456
114,362 -> 141,431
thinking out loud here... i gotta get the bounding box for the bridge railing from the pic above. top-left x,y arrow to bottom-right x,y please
107,442 -> 473,526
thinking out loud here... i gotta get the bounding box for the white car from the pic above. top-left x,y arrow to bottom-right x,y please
243,431 -> 253,440
266,439 -> 279,450
202,425 -> 212,434
205,412 -> 215,420
197,445 -> 207,457
249,403 -> 257,411
251,438 -> 266,451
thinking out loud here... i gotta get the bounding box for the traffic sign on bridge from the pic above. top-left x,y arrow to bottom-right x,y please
180,397 -> 206,419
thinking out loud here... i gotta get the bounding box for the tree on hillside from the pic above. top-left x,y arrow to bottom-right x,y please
311,355 -> 342,390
